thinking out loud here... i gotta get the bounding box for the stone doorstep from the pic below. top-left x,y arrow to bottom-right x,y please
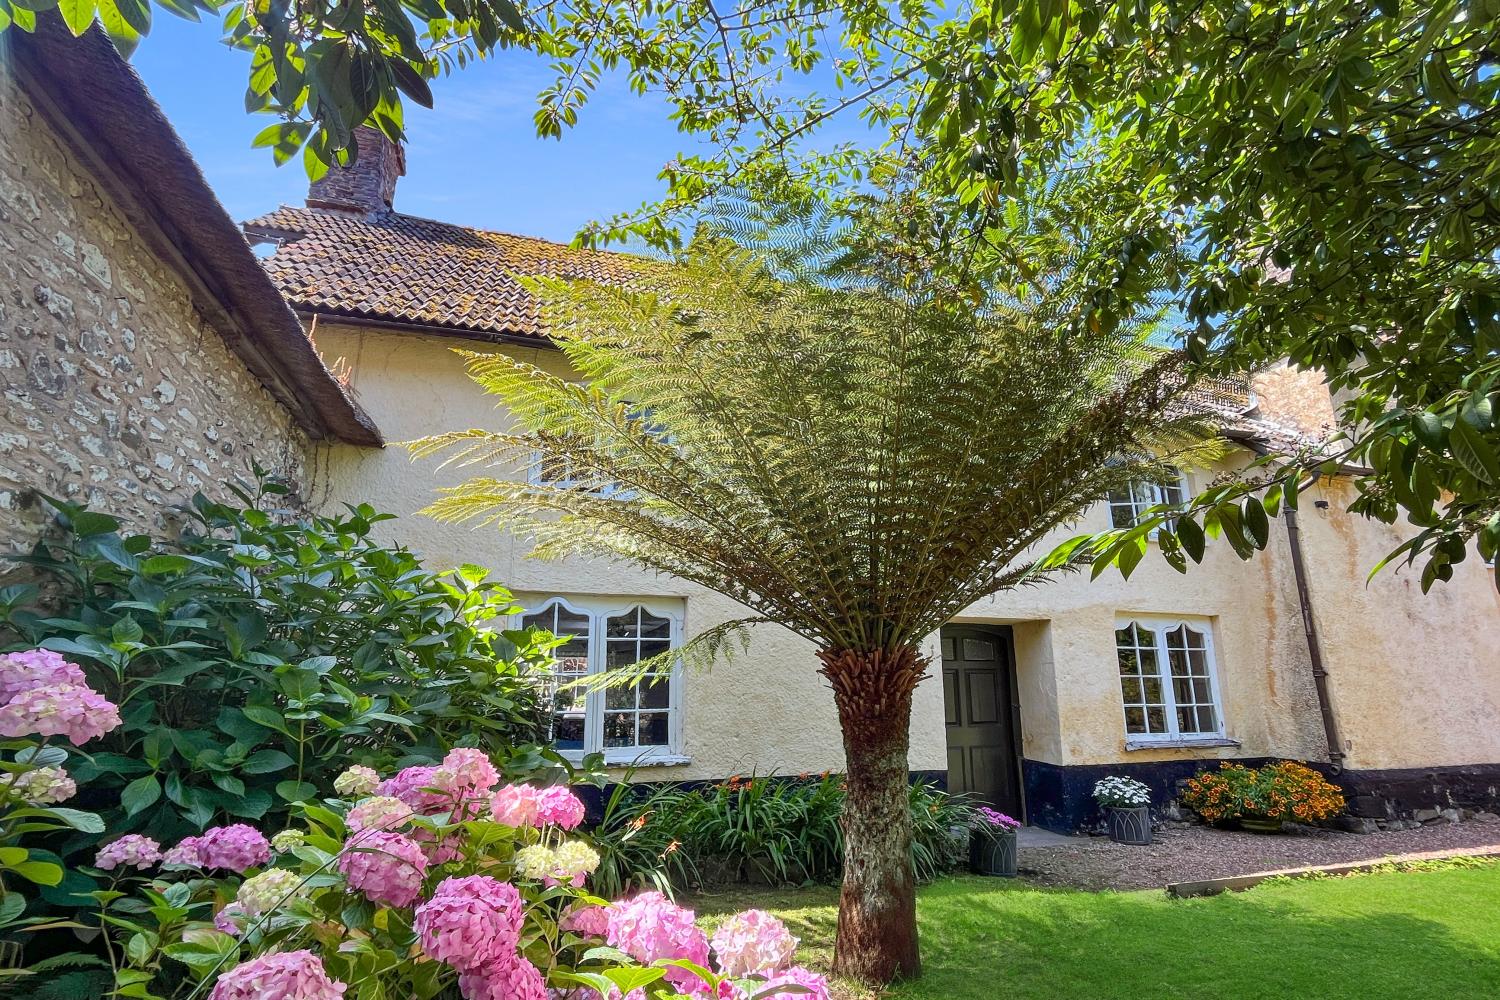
1165,845 -> 1500,898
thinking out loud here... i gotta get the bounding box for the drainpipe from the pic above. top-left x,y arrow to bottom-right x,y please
1284,502 -> 1345,773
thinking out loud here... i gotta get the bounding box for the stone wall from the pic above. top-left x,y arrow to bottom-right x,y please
0,68 -> 308,561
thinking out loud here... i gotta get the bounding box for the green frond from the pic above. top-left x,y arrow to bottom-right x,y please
410,192 -> 1238,656
561,617 -> 769,693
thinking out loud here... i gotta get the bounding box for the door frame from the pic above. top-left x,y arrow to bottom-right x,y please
940,623 -> 1027,822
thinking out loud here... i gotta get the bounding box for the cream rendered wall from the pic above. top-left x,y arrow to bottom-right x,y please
1296,476 -> 1500,770
307,323 -> 948,781
308,322 -> 1497,782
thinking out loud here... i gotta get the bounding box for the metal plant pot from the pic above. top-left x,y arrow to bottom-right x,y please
1106,805 -> 1153,845
970,829 -> 1019,877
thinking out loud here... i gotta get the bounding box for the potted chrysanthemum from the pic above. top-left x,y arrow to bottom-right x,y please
969,806 -> 1021,876
1093,775 -> 1153,845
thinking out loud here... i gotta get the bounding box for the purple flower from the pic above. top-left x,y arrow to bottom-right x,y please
0,682 -> 121,744
337,830 -> 428,907
535,786 -> 586,829
0,649 -> 86,704
94,834 -> 162,871
976,807 -> 1021,830
161,836 -> 202,868
208,949 -> 347,1000
195,825 -> 272,872
758,966 -> 831,1000
414,875 -> 525,973
377,765 -> 446,813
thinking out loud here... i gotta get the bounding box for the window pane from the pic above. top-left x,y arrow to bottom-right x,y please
1196,706 -> 1218,733
1124,707 -> 1146,733
640,612 -> 670,639
1176,707 -> 1196,732
602,713 -> 635,748
553,712 -> 585,750
1146,706 -> 1167,733
1143,677 -> 1162,703
1120,678 -> 1142,703
641,677 -> 670,709
638,712 -> 669,747
605,683 -> 636,710
607,610 -> 640,639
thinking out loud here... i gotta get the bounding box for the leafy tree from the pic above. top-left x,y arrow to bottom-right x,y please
408,195 -> 1220,983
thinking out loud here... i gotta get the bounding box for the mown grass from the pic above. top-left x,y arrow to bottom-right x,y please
689,859 -> 1500,999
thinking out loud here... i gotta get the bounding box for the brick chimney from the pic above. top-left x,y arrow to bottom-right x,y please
307,126 -> 405,215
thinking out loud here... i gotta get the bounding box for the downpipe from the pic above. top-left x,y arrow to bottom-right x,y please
1284,502 -> 1345,774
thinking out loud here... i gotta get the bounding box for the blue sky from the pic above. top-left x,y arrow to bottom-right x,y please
131,16 -> 698,244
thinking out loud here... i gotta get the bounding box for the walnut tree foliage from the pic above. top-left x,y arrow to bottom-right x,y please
406,195 -> 1223,668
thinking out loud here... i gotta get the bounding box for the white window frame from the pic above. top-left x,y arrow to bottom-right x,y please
1107,469 -> 1189,536
1113,615 -> 1226,744
516,595 -> 687,766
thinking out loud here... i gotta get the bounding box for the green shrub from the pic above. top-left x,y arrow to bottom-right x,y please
0,476 -> 555,852
588,772 -> 975,894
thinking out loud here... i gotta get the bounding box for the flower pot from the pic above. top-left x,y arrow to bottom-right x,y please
970,829 -> 1018,877
1106,805 -> 1152,845
1240,817 -> 1285,834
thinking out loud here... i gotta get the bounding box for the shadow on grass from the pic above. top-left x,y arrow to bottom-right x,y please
693,867 -> 1500,1000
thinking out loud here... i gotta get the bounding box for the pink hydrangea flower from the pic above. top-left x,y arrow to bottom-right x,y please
561,903 -> 612,938
0,649 -> 86,703
377,765 -> 446,813
433,748 -> 500,797
214,901 -> 248,937
0,682 -> 120,744
161,836 -> 202,867
490,784 -> 541,828
456,955 -> 548,1000
413,875 -> 525,973
758,967 -> 830,1000
606,891 -> 712,992
347,795 -> 415,833
195,824 -> 271,872
535,786 -> 586,829
15,765 -> 76,805
711,910 -> 798,976
94,834 -> 162,871
208,949 -> 347,1000
337,830 -> 428,907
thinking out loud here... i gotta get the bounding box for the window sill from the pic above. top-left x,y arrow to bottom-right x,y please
560,751 -> 692,768
1124,737 -> 1240,752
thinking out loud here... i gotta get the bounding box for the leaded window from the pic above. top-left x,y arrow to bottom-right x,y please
1115,618 -> 1223,741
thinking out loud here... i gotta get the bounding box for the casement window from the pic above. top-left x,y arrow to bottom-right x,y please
1114,617 -> 1224,742
1107,470 -> 1189,531
528,405 -> 667,496
519,596 -> 685,764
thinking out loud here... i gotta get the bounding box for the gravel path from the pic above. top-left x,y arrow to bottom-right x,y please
1019,818 -> 1500,890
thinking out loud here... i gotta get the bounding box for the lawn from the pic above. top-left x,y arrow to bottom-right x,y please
691,860 -> 1500,999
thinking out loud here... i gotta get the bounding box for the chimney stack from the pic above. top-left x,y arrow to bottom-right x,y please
307,126 -> 406,215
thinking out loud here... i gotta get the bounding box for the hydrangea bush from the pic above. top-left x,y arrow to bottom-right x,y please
87,747 -> 832,1000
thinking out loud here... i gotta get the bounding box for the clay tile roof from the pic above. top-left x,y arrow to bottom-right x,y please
243,206 -> 646,342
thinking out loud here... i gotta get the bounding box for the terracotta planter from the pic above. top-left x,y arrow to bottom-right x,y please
1106,805 -> 1152,845
971,829 -> 1019,877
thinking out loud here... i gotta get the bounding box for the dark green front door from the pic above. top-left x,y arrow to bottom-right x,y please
941,625 -> 1022,817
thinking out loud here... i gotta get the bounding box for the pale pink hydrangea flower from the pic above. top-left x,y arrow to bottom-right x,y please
606,891 -> 712,992
94,834 -> 162,871
560,903 -> 612,938
333,764 -> 381,797
535,786 -> 586,829
456,955 -> 548,1000
413,875 -> 525,973
490,784 -> 541,828
758,967 -> 830,1000
0,683 -> 121,744
195,824 -> 271,872
337,830 -> 428,907
15,765 -> 76,804
213,901 -> 248,937
347,795 -> 415,833
711,910 -> 798,976
208,949 -> 347,1000
0,649 -> 86,703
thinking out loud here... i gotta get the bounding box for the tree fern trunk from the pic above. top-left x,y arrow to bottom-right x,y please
819,646 -> 925,985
